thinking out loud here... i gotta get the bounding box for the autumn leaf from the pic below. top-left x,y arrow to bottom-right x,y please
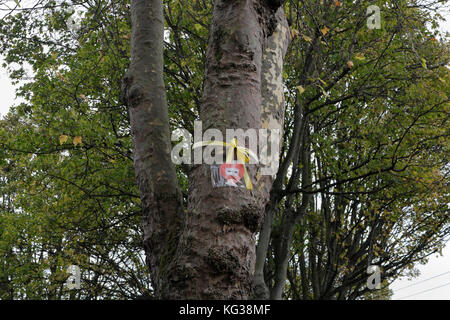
290,28 -> 299,39
347,60 -> 354,68
334,0 -> 342,7
302,34 -> 313,42
297,85 -> 305,94
73,136 -> 82,147
321,26 -> 330,36
354,53 -> 365,61
59,135 -> 69,145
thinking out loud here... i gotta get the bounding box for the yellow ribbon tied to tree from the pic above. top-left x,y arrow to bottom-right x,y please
192,138 -> 258,190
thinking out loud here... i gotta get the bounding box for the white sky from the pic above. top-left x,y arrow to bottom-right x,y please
0,69 -> 15,117
391,245 -> 450,300
0,3 -> 448,300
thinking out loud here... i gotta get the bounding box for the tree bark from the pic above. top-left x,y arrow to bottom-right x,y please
252,8 -> 290,299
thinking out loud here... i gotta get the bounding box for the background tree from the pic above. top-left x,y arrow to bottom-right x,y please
255,0 -> 449,299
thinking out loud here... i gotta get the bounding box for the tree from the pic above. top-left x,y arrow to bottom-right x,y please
0,0 -> 150,299
257,0 -> 449,299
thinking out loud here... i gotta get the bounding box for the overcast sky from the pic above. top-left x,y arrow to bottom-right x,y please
0,3 -> 448,300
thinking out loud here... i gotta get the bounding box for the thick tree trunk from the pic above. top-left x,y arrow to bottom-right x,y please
124,0 -> 288,299
178,0 -> 288,299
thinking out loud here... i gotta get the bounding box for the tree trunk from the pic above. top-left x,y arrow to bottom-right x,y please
123,0 -> 184,299
124,0 -> 289,299
252,8 -> 290,299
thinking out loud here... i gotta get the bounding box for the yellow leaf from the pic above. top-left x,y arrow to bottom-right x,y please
302,34 -> 313,42
347,60 -> 354,69
297,85 -> 305,94
290,28 -> 299,39
321,26 -> 330,36
59,135 -> 69,145
354,53 -> 365,61
73,136 -> 82,147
